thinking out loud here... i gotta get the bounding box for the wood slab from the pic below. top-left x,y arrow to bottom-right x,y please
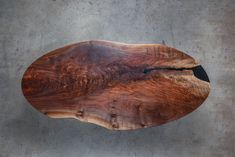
22,40 -> 210,130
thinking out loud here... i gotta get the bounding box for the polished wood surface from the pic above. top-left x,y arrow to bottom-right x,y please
22,40 -> 210,130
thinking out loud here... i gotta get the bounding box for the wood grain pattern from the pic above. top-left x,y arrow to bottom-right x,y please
21,40 -> 210,130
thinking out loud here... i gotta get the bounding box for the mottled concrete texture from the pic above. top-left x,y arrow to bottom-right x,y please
0,0 -> 234,156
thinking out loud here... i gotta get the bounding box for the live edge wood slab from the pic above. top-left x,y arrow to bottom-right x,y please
22,40 -> 210,130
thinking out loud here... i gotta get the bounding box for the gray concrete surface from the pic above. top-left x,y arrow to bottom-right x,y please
0,0 -> 234,156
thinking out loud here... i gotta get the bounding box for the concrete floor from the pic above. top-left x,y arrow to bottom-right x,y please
0,0 -> 234,156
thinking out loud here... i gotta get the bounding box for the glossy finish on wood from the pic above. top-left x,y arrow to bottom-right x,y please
22,40 -> 210,130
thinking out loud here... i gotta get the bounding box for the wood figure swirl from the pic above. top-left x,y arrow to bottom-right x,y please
22,40 -> 210,130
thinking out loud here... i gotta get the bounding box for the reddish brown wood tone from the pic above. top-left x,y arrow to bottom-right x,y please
22,40 -> 210,130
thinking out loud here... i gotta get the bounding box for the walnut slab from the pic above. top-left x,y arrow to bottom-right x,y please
22,40 -> 210,130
